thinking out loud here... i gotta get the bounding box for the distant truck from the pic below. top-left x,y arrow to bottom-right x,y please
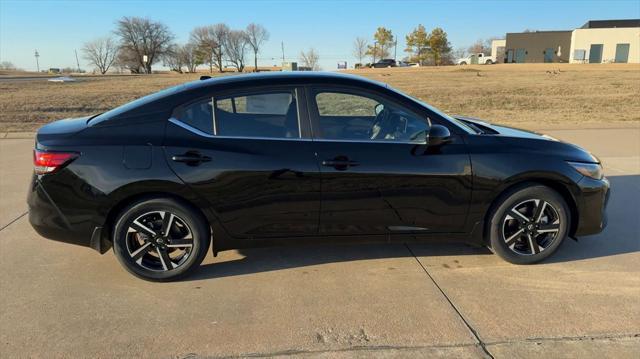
456,53 -> 495,65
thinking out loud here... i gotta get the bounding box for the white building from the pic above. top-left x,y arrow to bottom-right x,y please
569,20 -> 640,63
491,39 -> 506,63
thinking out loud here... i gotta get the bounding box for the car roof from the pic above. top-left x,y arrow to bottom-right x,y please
181,71 -> 389,92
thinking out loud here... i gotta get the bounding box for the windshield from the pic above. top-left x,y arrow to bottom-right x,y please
387,85 -> 476,134
89,84 -> 185,126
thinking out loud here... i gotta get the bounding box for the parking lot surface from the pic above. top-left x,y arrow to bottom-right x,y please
1,128 -> 638,358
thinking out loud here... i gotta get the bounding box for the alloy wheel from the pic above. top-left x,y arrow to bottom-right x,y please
126,211 -> 194,271
501,199 -> 561,255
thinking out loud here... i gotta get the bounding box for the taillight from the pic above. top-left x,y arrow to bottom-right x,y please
33,150 -> 78,175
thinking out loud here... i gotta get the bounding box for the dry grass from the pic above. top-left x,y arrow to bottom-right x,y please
1,64 -> 639,132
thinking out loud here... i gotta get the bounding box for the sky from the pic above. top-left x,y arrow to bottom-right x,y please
1,0 -> 639,71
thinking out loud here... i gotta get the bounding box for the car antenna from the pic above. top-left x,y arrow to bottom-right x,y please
200,76 -> 211,81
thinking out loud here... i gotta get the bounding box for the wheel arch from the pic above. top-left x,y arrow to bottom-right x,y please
482,178 -> 579,246
100,190 -> 216,254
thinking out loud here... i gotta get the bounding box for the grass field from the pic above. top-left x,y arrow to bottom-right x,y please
1,63 -> 639,132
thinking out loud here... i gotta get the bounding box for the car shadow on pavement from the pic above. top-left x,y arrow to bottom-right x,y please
188,175 -> 638,280
189,243 -> 491,281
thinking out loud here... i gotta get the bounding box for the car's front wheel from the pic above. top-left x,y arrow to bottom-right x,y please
112,197 -> 210,281
488,185 -> 570,264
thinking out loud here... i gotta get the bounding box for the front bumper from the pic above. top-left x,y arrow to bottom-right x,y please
573,175 -> 610,236
27,173 -> 109,253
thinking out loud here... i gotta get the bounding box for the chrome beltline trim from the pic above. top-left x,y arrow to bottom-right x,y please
168,117 -> 427,145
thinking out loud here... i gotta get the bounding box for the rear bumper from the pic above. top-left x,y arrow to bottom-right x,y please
574,176 -> 610,236
27,173 -> 109,253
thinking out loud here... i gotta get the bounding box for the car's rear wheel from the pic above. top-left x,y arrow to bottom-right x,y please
459,61 -> 467,65
112,197 -> 210,281
488,185 -> 569,264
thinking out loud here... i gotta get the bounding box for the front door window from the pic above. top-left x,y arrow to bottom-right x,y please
313,91 -> 428,143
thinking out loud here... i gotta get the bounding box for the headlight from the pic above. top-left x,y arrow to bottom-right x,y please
567,161 -> 603,180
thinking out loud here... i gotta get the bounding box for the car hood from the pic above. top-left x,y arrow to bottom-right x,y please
455,115 -> 600,163
455,115 -> 557,140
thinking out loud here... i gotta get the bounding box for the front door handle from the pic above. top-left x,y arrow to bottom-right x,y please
322,156 -> 359,171
171,151 -> 211,166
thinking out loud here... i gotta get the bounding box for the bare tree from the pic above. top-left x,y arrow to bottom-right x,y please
82,37 -> 119,74
114,16 -> 174,74
164,42 -> 202,73
0,61 -> 17,70
245,23 -> 269,72
182,42 -> 200,73
115,47 -> 143,73
190,26 -> 216,73
190,23 -> 229,73
224,30 -> 249,72
353,37 -> 368,65
300,48 -> 320,70
467,38 -> 493,55
211,24 -> 230,72
164,44 -> 186,73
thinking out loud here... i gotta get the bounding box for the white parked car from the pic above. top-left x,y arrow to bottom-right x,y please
397,61 -> 420,67
456,53 -> 496,65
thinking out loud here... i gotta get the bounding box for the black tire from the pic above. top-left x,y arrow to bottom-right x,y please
459,61 -> 467,65
485,60 -> 493,65
112,197 -> 210,281
488,184 -> 570,264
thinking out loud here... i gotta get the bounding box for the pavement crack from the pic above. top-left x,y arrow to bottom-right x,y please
485,332 -> 640,346
0,211 -> 28,232
216,342 -> 482,358
405,243 -> 495,359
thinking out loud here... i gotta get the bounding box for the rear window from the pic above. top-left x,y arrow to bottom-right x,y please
89,84 -> 185,126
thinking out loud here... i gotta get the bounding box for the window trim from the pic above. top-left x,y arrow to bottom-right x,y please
168,117 -> 312,142
306,85 -> 430,145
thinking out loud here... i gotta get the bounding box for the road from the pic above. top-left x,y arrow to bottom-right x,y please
1,128 -> 638,358
0,74 -> 144,82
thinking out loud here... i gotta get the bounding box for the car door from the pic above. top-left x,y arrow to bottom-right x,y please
164,86 -> 321,238
308,86 -> 472,236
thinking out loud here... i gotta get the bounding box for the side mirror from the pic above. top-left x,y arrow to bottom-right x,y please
427,125 -> 451,147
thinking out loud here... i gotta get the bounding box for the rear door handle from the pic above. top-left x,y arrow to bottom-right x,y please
171,152 -> 211,166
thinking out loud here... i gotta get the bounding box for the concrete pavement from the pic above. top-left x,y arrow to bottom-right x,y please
0,128 -> 638,358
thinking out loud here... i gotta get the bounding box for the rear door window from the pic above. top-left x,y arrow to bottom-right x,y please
174,89 -> 300,139
214,91 -> 300,138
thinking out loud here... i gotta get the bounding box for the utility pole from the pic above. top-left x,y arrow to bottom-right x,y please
373,41 -> 377,64
74,49 -> 80,73
34,50 -> 40,72
281,41 -> 285,63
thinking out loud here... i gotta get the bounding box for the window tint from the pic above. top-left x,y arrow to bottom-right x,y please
316,92 -> 378,116
235,93 -> 292,115
175,98 -> 214,134
214,90 -> 299,138
314,91 -> 428,142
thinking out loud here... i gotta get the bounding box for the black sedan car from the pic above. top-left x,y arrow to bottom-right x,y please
371,59 -> 397,68
28,72 -> 609,281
